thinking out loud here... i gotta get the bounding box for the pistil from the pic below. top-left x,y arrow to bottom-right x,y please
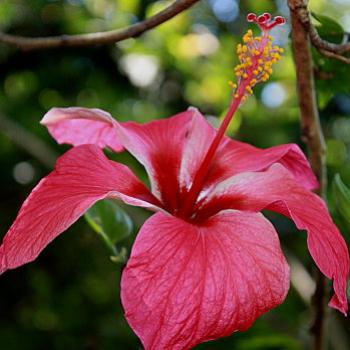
179,13 -> 285,219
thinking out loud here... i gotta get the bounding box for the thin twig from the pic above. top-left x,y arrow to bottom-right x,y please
0,113 -> 58,168
288,1 -> 328,350
319,49 -> 350,64
291,0 -> 350,64
0,0 -> 200,51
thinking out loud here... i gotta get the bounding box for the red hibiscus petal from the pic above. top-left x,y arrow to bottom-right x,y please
0,145 -> 160,274
211,139 -> 319,191
200,164 -> 349,314
121,211 -> 290,350
179,112 -> 318,191
41,107 -> 124,152
113,109 -> 198,211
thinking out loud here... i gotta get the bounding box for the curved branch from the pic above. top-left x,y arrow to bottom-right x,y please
309,27 -> 350,55
290,0 -> 350,64
319,49 -> 350,64
0,0 -> 200,51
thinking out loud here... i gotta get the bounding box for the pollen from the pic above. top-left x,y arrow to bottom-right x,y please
229,12 -> 285,100
228,81 -> 237,89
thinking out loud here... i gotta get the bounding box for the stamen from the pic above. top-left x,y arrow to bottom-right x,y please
229,13 -> 285,101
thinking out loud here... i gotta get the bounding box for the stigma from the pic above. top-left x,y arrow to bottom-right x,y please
229,13 -> 285,100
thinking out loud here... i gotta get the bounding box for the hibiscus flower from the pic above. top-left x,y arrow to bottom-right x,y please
0,13 -> 348,350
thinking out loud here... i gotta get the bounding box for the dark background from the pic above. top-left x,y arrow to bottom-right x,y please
0,0 -> 349,349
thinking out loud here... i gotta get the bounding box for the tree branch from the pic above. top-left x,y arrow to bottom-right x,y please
0,0 -> 200,51
288,1 -> 328,349
291,0 -> 350,64
319,49 -> 350,64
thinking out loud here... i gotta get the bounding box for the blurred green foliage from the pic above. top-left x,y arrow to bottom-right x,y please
0,0 -> 349,349
333,174 -> 350,228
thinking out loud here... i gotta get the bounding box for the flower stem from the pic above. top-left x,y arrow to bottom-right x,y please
289,1 -> 328,349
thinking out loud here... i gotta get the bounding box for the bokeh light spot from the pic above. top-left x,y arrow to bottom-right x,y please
13,161 -> 35,185
120,54 -> 160,88
261,82 -> 287,108
209,0 -> 239,23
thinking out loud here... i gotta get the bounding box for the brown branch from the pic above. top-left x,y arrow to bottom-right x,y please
309,25 -> 350,55
319,49 -> 350,64
0,0 -> 200,51
292,0 -> 350,64
288,1 -> 328,350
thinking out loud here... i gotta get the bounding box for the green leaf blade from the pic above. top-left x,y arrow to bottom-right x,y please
85,200 -> 133,254
332,174 -> 350,226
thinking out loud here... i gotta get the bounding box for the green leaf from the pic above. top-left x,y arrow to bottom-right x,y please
312,13 -> 349,97
332,174 -> 350,225
85,199 -> 133,255
311,12 -> 344,43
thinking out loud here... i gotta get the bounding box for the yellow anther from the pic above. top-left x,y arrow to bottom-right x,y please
231,21 -> 285,102
262,73 -> 270,81
243,36 -> 252,43
245,86 -> 253,94
228,81 -> 237,89
244,60 -> 252,67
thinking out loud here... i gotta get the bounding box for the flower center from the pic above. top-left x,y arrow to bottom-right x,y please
179,13 -> 285,220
